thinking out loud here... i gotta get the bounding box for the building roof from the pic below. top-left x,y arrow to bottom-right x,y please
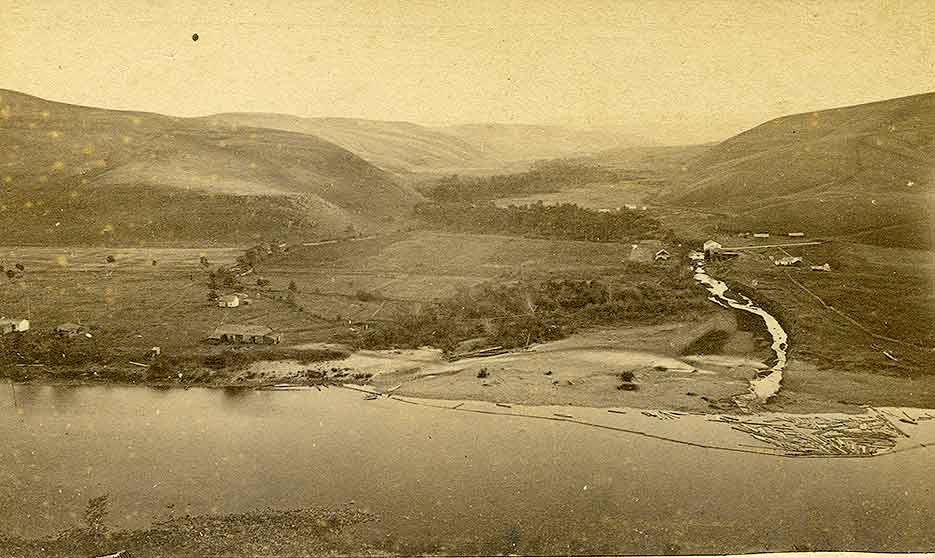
211,324 -> 273,337
218,294 -> 240,301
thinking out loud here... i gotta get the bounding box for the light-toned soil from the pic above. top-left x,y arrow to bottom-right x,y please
243,321 -> 771,412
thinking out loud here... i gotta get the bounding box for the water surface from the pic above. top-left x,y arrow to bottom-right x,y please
2,385 -> 934,554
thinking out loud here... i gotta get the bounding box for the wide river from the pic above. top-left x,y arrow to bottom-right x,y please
3,384 -> 934,555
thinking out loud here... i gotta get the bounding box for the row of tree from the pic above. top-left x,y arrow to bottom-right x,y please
415,201 -> 666,243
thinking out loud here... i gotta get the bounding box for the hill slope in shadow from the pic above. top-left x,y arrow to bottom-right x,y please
0,90 -> 421,245
668,92 -> 935,249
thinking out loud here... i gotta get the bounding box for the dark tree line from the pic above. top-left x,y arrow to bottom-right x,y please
415,201 -> 665,243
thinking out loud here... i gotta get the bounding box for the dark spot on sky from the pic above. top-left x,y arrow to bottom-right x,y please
192,33 -> 199,42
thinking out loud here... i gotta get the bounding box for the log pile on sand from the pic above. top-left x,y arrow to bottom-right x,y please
711,411 -> 907,456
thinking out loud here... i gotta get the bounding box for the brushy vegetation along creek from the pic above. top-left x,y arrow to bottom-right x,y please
340,264 -> 711,353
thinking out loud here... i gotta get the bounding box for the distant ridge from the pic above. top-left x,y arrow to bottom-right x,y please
433,122 -> 643,165
668,92 -> 935,249
205,113 -> 494,173
207,115 -> 643,173
0,89 -> 421,245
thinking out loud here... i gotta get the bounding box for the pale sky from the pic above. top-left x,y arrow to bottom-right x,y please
3,0 -> 934,144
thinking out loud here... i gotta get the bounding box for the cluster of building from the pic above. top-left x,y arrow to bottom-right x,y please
701,238 -> 832,271
597,205 -> 649,213
0,318 -> 29,335
736,232 -> 806,239
0,318 -> 95,338
206,324 -> 282,345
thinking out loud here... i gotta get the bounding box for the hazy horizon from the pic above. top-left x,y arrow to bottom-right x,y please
4,0 -> 935,144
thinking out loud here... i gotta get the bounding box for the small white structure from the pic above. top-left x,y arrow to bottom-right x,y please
624,204 -> 638,210
810,263 -> 831,272
218,294 -> 240,308
774,256 -> 803,266
753,233 -> 770,239
654,249 -> 671,262
0,318 -> 29,334
688,250 -> 705,261
787,232 -> 805,238
703,240 -> 722,254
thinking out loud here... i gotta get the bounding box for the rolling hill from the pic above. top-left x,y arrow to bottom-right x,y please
206,116 -> 642,173
667,93 -> 935,249
204,114 -> 494,173
433,123 -> 642,165
0,90 -> 421,245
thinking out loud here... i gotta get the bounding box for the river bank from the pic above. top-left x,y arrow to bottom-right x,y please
7,321 -> 935,414
0,505 -> 383,558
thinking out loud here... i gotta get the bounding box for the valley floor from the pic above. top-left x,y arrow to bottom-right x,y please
1,227 -> 933,414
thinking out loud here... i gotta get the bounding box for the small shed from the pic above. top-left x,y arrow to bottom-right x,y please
753,233 -> 770,239
207,324 -> 281,344
810,263 -> 831,272
787,232 -> 805,238
703,240 -> 722,255
55,322 -> 86,337
218,294 -> 240,308
774,256 -> 803,266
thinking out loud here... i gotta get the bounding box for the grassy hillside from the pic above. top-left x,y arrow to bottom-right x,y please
432,123 -> 641,164
0,90 -> 421,245
668,92 -> 935,248
205,113 -> 493,172
206,116 -> 642,173
587,144 -> 712,177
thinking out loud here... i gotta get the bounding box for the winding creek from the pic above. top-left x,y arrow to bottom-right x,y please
693,260 -> 788,401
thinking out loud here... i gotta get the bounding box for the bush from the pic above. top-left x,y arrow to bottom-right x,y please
354,289 -> 380,302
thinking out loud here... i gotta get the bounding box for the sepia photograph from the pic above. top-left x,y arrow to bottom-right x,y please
1,0 -> 934,556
